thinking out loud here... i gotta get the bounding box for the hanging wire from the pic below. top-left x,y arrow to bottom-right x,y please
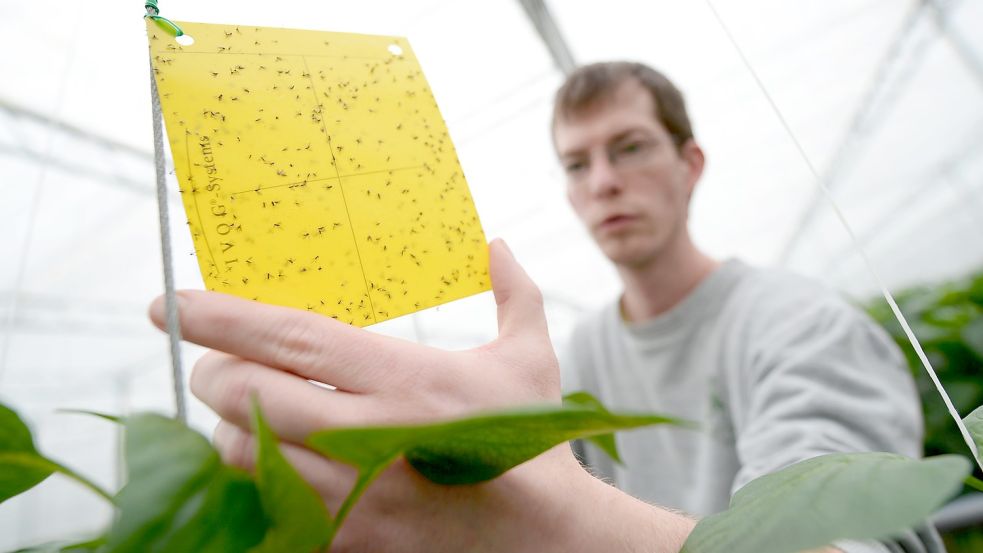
146,1 -> 187,423
703,0 -> 982,470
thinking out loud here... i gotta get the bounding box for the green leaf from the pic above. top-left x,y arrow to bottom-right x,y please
0,403 -> 111,505
963,404 -> 983,463
12,535 -> 107,552
563,392 -> 622,463
306,396 -> 684,547
308,400 -> 683,486
105,413 -> 266,553
58,409 -> 122,424
105,414 -> 219,551
0,403 -> 57,503
962,317 -> 983,360
249,399 -> 332,553
681,452 -> 971,553
150,467 -> 266,552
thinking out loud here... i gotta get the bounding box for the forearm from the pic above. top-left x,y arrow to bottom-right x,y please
511,455 -> 694,553
570,472 -> 695,553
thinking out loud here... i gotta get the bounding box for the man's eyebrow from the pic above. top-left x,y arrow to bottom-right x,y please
609,128 -> 653,143
558,148 -> 586,160
558,128 -> 654,159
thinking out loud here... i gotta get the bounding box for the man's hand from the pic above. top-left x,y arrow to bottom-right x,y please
149,239 -> 693,552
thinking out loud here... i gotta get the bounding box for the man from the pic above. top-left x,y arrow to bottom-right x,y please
554,61 -> 938,552
150,63 -> 938,552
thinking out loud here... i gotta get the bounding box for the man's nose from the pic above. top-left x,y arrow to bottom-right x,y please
587,154 -> 623,198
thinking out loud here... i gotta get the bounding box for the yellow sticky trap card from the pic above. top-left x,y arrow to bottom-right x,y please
147,21 -> 489,326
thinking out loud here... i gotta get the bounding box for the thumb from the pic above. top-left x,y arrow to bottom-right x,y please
489,239 -> 549,342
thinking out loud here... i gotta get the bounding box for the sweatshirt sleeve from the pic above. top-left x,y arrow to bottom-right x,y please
730,285 -> 943,553
558,323 -> 586,463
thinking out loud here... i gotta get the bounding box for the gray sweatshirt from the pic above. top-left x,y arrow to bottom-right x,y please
560,259 -> 943,552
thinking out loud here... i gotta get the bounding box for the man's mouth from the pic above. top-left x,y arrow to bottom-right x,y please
597,214 -> 637,232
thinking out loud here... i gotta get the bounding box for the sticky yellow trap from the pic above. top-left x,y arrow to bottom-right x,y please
147,21 -> 489,326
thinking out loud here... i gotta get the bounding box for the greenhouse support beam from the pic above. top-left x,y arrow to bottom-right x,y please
516,0 -> 577,76
0,143 -> 155,196
0,97 -> 152,161
0,291 -> 151,336
0,99 -> 161,197
925,0 -> 983,93
818,129 -> 983,274
777,1 -> 933,265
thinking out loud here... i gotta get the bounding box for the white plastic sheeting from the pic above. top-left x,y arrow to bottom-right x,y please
1,0 -> 981,547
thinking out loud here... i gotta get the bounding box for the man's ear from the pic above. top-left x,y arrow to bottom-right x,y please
680,139 -> 705,199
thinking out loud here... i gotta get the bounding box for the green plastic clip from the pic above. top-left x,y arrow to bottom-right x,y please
144,0 -> 184,38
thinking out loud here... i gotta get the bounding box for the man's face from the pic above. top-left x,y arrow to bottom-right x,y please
554,79 -> 702,269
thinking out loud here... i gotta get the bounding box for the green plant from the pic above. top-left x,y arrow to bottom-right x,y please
867,268 -> 983,468
864,270 -> 983,553
0,394 -> 684,552
2,393 -> 980,553
682,453 -> 969,553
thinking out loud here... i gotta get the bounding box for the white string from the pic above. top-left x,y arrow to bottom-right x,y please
148,54 -> 188,424
704,0 -> 982,470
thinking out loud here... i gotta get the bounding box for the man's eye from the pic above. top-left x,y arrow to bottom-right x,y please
564,161 -> 587,173
620,141 -> 643,154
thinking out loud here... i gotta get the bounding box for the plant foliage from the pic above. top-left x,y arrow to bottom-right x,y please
0,395 -> 686,551
867,269 -> 983,466
682,453 -> 971,553
1,377 -> 977,553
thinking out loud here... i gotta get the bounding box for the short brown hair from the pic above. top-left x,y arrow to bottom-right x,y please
552,62 -> 694,150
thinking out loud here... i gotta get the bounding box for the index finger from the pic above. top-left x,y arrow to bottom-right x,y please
149,290 -> 420,392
